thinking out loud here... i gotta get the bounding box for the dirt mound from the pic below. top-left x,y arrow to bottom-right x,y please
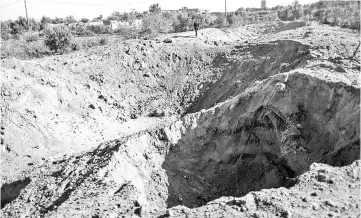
242,21 -> 306,35
1,24 -> 360,217
163,27 -> 258,46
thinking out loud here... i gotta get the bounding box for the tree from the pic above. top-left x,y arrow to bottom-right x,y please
18,16 -> 28,28
271,5 -> 284,11
264,13 -> 278,21
142,13 -> 172,34
214,13 -> 225,27
1,20 -> 13,40
303,8 -> 311,17
173,12 -> 192,32
290,0 -> 303,20
65,16 -> 77,24
235,7 -> 247,17
149,3 -> 161,14
80,18 -> 90,23
107,11 -> 122,21
28,18 -> 41,31
44,25 -> 74,53
227,13 -> 237,26
314,0 -> 327,11
41,16 -> 53,24
199,13 -> 217,27
277,9 -> 288,21
292,0 -> 301,8
93,15 -> 103,21
9,17 -> 27,35
53,17 -> 65,24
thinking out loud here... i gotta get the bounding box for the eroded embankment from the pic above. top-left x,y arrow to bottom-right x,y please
0,39 -> 226,179
190,39 -> 312,112
1,69 -> 359,217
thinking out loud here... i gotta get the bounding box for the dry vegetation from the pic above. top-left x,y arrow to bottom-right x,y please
1,0 -> 359,59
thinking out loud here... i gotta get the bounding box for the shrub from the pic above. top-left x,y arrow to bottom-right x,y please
71,24 -> 94,36
173,12 -> 192,32
39,28 -> 52,38
44,25 -> 74,53
71,40 -> 82,51
115,27 -> 140,39
349,20 -> 360,30
87,25 -> 113,34
320,1 -> 360,30
24,32 -> 39,42
12,34 -> 24,40
1,32 -> 12,41
149,3 -> 161,14
99,37 -> 108,45
142,13 -> 173,35
139,29 -> 158,40
1,21 -> 13,40
80,18 -> 90,23
1,39 -> 50,59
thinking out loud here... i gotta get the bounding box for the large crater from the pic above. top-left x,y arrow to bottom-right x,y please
162,70 -> 360,208
1,70 -> 359,217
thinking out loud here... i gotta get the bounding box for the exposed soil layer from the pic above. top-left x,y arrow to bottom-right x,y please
1,177 -> 31,208
166,160 -> 361,218
1,23 -> 360,217
163,70 -> 360,208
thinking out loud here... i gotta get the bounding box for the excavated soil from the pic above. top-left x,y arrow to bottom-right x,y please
1,23 -> 360,217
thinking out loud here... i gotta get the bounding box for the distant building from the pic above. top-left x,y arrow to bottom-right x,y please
162,7 -> 209,14
87,21 -> 104,26
103,19 -> 142,30
180,7 -> 209,13
162,9 -> 180,13
261,0 -> 266,9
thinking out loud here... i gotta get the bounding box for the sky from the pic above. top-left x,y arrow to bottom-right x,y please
0,0 -> 319,21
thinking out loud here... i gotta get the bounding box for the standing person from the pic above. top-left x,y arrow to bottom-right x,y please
194,20 -> 200,37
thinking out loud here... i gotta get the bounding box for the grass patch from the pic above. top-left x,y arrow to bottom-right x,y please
1,39 -> 50,59
1,35 -> 112,60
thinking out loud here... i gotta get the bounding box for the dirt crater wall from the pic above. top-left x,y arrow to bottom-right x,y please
1,40 -> 226,178
162,70 -> 360,208
190,40 -> 312,112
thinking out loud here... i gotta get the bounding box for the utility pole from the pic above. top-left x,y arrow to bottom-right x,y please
24,0 -> 29,31
224,0 -> 227,27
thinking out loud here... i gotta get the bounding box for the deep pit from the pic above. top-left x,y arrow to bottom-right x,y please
162,71 -> 360,208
